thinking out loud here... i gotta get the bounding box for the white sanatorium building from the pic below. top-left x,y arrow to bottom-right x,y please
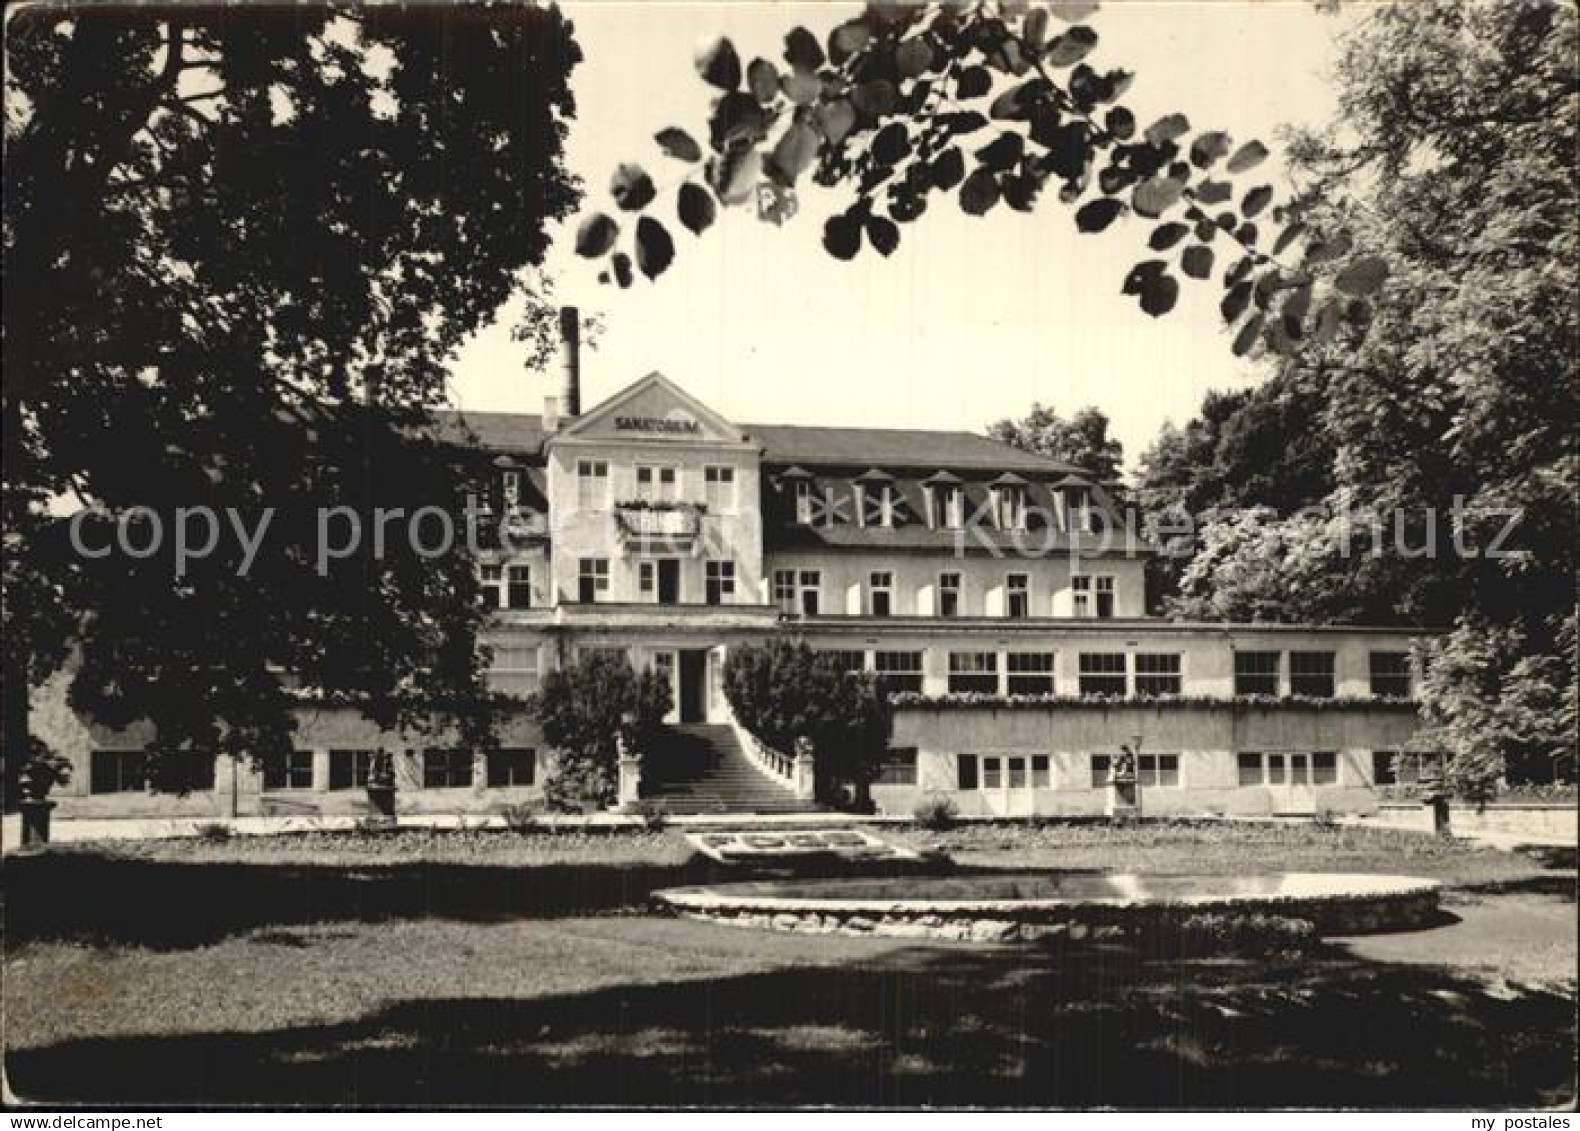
37,318 -> 1432,820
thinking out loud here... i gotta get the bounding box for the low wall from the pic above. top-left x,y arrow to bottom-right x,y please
1366,802 -> 1577,844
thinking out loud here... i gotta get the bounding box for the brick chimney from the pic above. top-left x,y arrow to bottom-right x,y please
557,306 -> 581,417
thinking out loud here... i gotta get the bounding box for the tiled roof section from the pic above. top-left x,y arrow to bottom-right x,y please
744,423 -> 1086,474
430,410 -> 1089,477
432,410 -> 548,457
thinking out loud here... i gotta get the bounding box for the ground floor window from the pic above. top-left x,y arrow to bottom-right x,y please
875,748 -> 917,786
957,753 -> 1054,790
328,749 -> 375,791
486,748 -> 536,788
1134,653 -> 1182,696
90,750 -> 147,794
1078,652 -> 1126,697
1138,753 -> 1180,788
824,649 -> 869,675
263,749 -> 314,791
948,651 -> 998,694
1006,652 -> 1055,695
1238,751 -> 1339,787
1090,753 -> 1111,788
423,748 -> 474,789
875,650 -> 923,693
1372,750 -> 1444,785
489,644 -> 540,698
957,753 -> 978,790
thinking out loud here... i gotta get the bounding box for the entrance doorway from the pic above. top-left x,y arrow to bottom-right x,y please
678,650 -> 708,723
656,559 -> 680,604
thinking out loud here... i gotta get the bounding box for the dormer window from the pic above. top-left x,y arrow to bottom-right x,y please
922,470 -> 965,529
855,469 -> 896,528
991,480 -> 1027,531
795,480 -> 814,523
1053,474 -> 1097,533
501,469 -> 520,510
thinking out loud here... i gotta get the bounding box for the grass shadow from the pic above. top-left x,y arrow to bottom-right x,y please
7,936 -> 1575,1107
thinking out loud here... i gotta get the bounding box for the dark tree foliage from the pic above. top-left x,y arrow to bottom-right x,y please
3,5 -> 582,791
987,404 -> 1123,484
535,651 -> 671,811
581,1 -> 1387,357
723,638 -> 892,801
1136,1 -> 1578,788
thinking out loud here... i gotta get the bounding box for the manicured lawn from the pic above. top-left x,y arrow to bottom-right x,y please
5,821 -> 1575,1107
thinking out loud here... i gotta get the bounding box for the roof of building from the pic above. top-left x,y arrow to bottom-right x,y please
432,410 -> 1088,477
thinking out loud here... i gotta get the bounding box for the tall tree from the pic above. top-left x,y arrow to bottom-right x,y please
3,5 -> 582,790
1149,0 -> 1577,786
987,403 -> 1122,482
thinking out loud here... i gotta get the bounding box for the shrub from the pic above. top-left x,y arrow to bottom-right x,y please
724,637 -> 892,801
192,821 -> 232,841
1172,912 -> 1318,956
536,652 -> 669,810
499,802 -> 541,833
912,794 -> 959,831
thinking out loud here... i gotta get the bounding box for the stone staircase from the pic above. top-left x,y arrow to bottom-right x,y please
644,723 -> 821,815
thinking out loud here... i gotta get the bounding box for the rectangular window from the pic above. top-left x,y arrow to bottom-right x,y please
1289,752 -> 1310,785
479,563 -> 504,609
505,564 -> 532,610
798,570 -> 821,616
705,560 -> 736,606
1031,755 -> 1051,788
1234,651 -> 1281,696
948,651 -> 999,695
635,464 -> 678,503
577,558 -> 610,604
1006,652 -> 1055,696
1078,652 -> 1127,697
875,651 -> 923,694
824,650 -> 868,676
1090,753 -> 1112,789
1267,752 -> 1286,785
1290,651 -> 1336,698
982,756 -> 1003,789
869,571 -> 893,617
957,753 -> 979,790
501,469 -> 520,510
1072,575 -> 1091,618
90,750 -> 147,794
638,560 -> 656,600
576,459 -> 609,510
875,748 -> 918,786
1372,750 -> 1397,785
938,572 -> 961,618
1139,753 -> 1180,788
1095,576 -> 1115,618
1312,751 -> 1337,785
863,484 -> 899,528
328,749 -> 376,791
486,748 -> 536,788
1238,751 -> 1264,787
704,465 -> 736,511
423,748 -> 473,789
489,644 -> 540,697
1007,757 -> 1027,790
263,749 -> 314,791
1134,653 -> 1182,696
1006,573 -> 1030,618
1370,651 -> 1412,698
773,568 -> 797,613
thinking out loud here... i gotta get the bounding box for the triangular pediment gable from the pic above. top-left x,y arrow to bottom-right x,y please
556,372 -> 750,447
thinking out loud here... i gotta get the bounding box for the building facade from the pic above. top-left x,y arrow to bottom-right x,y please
36,363 -> 1431,820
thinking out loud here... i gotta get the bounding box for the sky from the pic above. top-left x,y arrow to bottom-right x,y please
450,1 -> 1356,472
